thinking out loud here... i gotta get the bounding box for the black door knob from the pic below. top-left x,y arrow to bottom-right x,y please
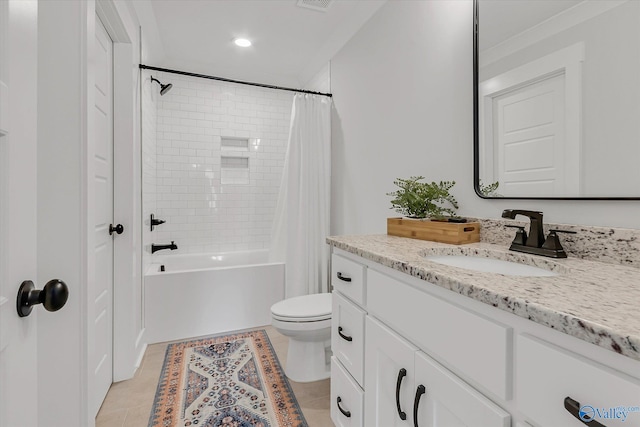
17,279 -> 69,317
109,223 -> 124,235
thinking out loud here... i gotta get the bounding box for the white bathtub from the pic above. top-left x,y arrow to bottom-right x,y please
144,250 -> 284,344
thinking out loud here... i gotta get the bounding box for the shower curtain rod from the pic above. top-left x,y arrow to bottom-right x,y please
139,64 -> 333,98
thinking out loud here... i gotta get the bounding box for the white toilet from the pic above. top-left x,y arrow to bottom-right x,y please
271,293 -> 332,383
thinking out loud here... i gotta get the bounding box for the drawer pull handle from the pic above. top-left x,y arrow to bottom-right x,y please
413,385 -> 426,427
396,368 -> 407,420
564,396 -> 608,427
338,326 -> 353,342
337,272 -> 352,282
337,396 -> 351,418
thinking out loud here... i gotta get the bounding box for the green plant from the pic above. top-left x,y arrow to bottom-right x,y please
479,180 -> 501,197
387,176 -> 458,219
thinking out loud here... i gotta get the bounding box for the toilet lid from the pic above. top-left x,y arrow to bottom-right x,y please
271,293 -> 332,320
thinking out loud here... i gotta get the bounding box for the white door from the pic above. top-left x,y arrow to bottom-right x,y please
364,317 -> 417,427
413,352 -> 510,427
493,74 -> 568,197
0,1 -> 40,426
91,16 -> 115,416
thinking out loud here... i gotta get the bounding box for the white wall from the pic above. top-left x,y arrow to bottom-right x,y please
330,0 -> 640,234
148,73 -> 292,254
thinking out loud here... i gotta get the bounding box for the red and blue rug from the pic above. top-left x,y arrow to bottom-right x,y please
148,329 -> 308,427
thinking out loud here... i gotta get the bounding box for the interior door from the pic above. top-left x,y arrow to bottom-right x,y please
91,16 -> 115,416
493,74 -> 568,196
0,1 -> 39,426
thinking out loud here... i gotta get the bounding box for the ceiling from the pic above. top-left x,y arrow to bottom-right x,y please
479,0 -> 582,51
135,0 -> 386,88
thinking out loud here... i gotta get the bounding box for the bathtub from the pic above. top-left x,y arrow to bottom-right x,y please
144,250 -> 284,344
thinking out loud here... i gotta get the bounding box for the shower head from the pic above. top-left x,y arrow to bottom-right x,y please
150,76 -> 173,96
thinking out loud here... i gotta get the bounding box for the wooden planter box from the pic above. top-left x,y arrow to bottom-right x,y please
387,217 -> 480,245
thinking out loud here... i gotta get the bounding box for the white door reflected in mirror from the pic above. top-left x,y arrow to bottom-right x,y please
476,0 -> 640,198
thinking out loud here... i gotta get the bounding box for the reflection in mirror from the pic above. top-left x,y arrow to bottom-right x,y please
475,0 -> 640,199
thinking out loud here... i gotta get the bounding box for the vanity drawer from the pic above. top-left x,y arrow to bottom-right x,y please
332,291 -> 366,387
331,253 -> 365,306
331,356 -> 364,427
517,334 -> 640,427
367,268 -> 512,400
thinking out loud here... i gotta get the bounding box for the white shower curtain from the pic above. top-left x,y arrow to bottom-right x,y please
270,94 -> 332,298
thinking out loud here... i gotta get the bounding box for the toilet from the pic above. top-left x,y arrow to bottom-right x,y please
271,293 -> 332,383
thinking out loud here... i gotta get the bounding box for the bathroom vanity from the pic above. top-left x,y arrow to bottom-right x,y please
327,235 -> 640,427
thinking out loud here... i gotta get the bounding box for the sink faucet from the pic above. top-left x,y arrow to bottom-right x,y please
501,210 -> 575,258
151,241 -> 178,254
501,209 -> 545,248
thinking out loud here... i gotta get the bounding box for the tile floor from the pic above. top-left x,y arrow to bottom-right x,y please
95,326 -> 334,427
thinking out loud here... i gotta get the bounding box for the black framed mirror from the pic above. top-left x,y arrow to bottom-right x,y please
473,0 -> 640,200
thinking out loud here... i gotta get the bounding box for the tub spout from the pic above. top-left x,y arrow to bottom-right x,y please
151,241 -> 178,254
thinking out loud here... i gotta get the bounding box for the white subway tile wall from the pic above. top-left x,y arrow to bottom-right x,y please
147,72 -> 292,254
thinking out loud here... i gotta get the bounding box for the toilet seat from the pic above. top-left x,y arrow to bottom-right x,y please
271,293 -> 332,322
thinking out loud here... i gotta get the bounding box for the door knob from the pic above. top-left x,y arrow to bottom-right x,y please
17,279 -> 69,317
109,223 -> 124,235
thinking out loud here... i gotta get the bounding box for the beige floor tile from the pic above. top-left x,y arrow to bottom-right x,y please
290,378 -> 330,403
95,408 -> 127,427
301,396 -> 333,427
123,405 -> 154,427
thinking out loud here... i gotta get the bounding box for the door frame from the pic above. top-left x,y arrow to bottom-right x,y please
96,0 -> 146,383
37,1 -> 143,425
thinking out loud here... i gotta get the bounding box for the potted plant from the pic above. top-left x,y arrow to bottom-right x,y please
386,177 -> 479,244
387,176 -> 459,219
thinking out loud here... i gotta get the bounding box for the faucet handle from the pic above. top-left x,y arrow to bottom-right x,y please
505,224 -> 527,246
541,229 -> 576,254
548,229 -> 577,235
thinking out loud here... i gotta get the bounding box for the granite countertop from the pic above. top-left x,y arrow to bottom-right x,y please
327,234 -> 640,362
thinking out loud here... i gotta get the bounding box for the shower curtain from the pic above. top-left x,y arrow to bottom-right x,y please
270,94 -> 332,298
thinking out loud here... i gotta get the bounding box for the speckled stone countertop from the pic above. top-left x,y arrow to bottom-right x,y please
327,234 -> 640,362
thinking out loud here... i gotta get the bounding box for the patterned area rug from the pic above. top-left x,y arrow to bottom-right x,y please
148,329 -> 308,427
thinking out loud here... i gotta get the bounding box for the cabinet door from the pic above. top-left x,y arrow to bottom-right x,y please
365,317 -> 418,427
331,357 -> 364,427
413,352 -> 511,427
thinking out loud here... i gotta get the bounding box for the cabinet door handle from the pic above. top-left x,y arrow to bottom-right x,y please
337,396 -> 351,418
413,385 -> 426,427
564,396 -> 608,427
338,326 -> 353,342
337,272 -> 352,282
396,368 -> 407,420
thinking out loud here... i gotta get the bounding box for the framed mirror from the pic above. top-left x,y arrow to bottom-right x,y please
473,0 -> 640,199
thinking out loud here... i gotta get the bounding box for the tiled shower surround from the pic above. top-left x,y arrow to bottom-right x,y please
146,72 -> 292,254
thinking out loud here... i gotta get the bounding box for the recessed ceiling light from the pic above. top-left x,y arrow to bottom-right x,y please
234,38 -> 252,48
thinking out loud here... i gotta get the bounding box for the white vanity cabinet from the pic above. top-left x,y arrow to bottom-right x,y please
331,253 -> 368,426
365,313 -> 510,427
330,250 -> 511,427
329,246 -> 640,427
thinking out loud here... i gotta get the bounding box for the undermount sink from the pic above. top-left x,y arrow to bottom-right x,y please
422,250 -> 562,277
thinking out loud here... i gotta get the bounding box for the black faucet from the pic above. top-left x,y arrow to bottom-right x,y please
501,210 -> 575,258
150,214 -> 166,232
151,241 -> 178,254
501,209 -> 545,248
